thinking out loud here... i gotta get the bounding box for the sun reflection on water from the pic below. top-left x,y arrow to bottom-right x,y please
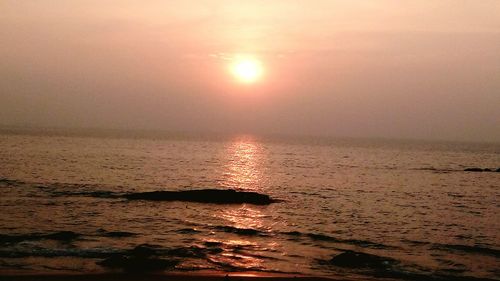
209,137 -> 279,270
220,136 -> 267,191
219,205 -> 269,231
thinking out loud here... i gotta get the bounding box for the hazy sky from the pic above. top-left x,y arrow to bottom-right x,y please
1,1 -> 499,142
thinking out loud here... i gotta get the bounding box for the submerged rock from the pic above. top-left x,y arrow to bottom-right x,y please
129,244 -> 157,258
328,250 -> 398,269
214,225 -> 263,236
123,189 -> 277,205
464,168 -> 484,172
464,167 -> 499,173
43,231 -> 80,241
98,244 -> 178,272
102,231 -> 136,238
98,255 -> 177,272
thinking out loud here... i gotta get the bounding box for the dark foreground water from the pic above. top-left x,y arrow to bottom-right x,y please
0,131 -> 499,280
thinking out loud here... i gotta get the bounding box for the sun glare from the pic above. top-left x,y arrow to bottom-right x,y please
231,57 -> 263,83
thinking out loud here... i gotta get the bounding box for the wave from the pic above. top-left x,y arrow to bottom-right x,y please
175,228 -> 202,234
431,243 -> 500,258
402,239 -> 500,258
0,229 -> 138,245
0,247 -> 119,259
283,231 -> 397,250
50,190 -> 120,199
0,242 -> 223,260
96,229 -> 137,238
211,226 -> 390,249
0,231 -> 80,244
0,178 -> 25,186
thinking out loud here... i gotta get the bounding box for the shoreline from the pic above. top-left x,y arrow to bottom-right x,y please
0,271 -> 339,281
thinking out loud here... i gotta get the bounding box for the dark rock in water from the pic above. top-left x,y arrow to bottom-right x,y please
464,168 -> 484,172
167,246 -> 207,258
204,241 -> 223,247
123,189 -> 277,205
43,231 -> 80,241
328,250 -> 398,269
98,244 -> 178,272
324,250 -> 486,281
215,225 -> 263,236
98,255 -> 130,268
464,167 -> 499,173
129,244 -> 157,258
98,255 -> 177,272
104,231 -> 136,238
0,234 -> 28,244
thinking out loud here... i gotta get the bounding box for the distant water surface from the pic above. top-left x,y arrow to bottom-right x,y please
0,132 -> 499,280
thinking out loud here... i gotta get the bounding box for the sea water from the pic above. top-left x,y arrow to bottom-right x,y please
0,131 -> 498,280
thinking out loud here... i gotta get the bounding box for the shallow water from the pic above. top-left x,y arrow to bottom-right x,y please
0,132 -> 499,280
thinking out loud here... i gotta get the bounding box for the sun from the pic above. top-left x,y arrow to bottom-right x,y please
230,57 -> 263,83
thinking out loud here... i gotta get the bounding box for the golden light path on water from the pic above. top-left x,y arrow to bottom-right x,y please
208,137 -> 279,270
220,137 -> 266,191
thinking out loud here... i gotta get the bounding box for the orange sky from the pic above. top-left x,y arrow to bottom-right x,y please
1,1 -> 499,141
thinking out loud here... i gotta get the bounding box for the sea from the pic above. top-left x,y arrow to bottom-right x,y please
0,130 -> 499,280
